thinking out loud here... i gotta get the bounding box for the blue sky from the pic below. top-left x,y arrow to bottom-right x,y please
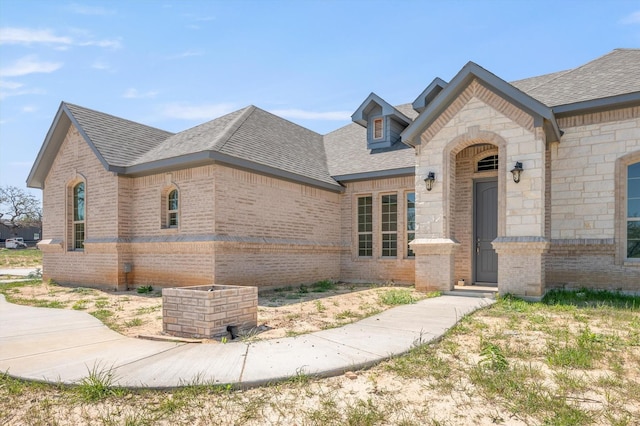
1,0 -> 639,199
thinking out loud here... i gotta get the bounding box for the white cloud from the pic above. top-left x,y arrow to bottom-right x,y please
0,27 -> 121,50
123,88 -> 158,99
21,105 -> 38,113
0,80 -> 23,89
66,3 -> 116,15
166,49 -> 204,59
269,108 -> 352,121
0,87 -> 46,100
0,56 -> 62,77
79,39 -> 122,49
160,103 -> 236,120
621,11 -> 640,24
0,27 -> 72,45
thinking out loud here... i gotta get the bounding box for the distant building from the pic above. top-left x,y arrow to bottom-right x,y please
28,49 -> 640,296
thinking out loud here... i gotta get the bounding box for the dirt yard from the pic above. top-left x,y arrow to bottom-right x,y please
1,279 -> 428,341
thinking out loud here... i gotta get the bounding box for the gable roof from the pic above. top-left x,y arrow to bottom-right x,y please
325,104 -> 417,180
351,93 -> 412,127
130,106 -> 338,189
28,103 -> 341,192
402,62 -> 562,146
27,102 -> 174,189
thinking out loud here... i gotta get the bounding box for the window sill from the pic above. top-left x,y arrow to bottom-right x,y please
623,259 -> 640,267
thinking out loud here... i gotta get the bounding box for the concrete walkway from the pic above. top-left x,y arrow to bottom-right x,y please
0,293 -> 494,389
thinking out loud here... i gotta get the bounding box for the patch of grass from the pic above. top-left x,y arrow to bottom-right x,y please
0,248 -> 42,268
72,300 -> 89,310
315,300 -> 326,312
344,398 -> 386,425
311,280 -> 336,293
75,363 -> 124,402
124,318 -> 144,327
542,288 -> 640,310
379,288 -> 419,306
546,326 -> 606,369
478,341 -> 509,371
94,299 -> 109,308
71,286 -> 94,295
334,310 -> 359,320
135,304 -> 161,315
91,309 -> 114,321
5,296 -> 67,308
136,285 -> 153,294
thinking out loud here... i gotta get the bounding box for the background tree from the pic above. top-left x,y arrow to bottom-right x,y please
0,186 -> 42,238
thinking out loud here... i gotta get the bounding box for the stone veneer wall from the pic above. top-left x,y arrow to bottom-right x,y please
163,285 -> 257,338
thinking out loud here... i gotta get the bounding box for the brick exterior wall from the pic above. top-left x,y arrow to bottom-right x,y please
339,176 -> 416,284
163,285 -> 257,339
39,126 -> 343,290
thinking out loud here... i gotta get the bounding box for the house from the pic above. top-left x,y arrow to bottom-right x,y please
27,49 -> 640,297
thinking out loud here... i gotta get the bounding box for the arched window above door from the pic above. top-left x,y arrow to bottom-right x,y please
477,155 -> 498,171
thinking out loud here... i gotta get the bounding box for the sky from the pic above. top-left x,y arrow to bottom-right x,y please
1,0 -> 639,201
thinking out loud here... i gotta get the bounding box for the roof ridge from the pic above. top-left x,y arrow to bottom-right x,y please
213,105 -> 257,152
63,102 -> 173,135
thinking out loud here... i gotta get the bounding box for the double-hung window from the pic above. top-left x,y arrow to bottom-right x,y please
381,194 -> 397,257
357,196 -> 372,257
73,182 -> 85,250
168,189 -> 179,228
406,192 -> 415,257
628,162 -> 640,258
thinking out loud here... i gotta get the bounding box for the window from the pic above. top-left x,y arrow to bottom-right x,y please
381,194 -> 397,257
373,118 -> 383,140
73,182 -> 85,250
168,189 -> 179,228
406,192 -> 415,257
628,162 -> 640,258
357,196 -> 372,257
477,155 -> 498,171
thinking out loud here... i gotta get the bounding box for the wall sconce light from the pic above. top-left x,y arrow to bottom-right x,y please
510,161 -> 523,183
424,172 -> 435,191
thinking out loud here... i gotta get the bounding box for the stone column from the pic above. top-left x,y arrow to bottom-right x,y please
411,238 -> 459,292
492,237 -> 550,298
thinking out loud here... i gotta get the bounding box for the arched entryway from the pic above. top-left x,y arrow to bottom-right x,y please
444,131 -> 507,287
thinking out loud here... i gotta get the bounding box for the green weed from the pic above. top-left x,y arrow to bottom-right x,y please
379,288 -> 419,306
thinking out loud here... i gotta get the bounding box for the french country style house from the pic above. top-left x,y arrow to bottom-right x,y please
28,49 -> 640,297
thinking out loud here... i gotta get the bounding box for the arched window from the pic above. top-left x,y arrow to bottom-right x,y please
477,155 -> 498,171
73,182 -> 85,249
168,189 -> 178,228
627,162 -> 640,258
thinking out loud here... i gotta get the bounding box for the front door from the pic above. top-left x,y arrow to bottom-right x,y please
474,179 -> 498,283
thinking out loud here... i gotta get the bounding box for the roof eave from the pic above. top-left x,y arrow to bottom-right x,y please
27,103 -> 69,189
332,167 -> 415,183
552,92 -> 640,117
123,151 -> 344,193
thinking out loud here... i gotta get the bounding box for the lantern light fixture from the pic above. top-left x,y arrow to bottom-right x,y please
424,172 -> 436,191
511,161 -> 523,183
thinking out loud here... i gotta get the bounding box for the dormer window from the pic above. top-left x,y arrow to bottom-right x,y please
373,118 -> 384,140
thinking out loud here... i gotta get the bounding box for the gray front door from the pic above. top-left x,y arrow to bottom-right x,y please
474,180 -> 498,283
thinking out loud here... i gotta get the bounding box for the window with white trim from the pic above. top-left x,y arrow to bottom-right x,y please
358,196 -> 372,257
406,192 -> 415,257
627,162 -> 640,258
373,118 -> 383,140
73,182 -> 85,250
168,189 -> 179,228
381,194 -> 397,257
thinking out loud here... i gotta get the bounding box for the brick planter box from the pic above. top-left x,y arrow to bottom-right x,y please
162,285 -> 258,339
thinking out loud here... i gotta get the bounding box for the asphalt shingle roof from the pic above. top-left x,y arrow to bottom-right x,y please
511,48 -> 640,106
64,103 -> 174,167
54,49 -> 638,188
324,104 -> 417,177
